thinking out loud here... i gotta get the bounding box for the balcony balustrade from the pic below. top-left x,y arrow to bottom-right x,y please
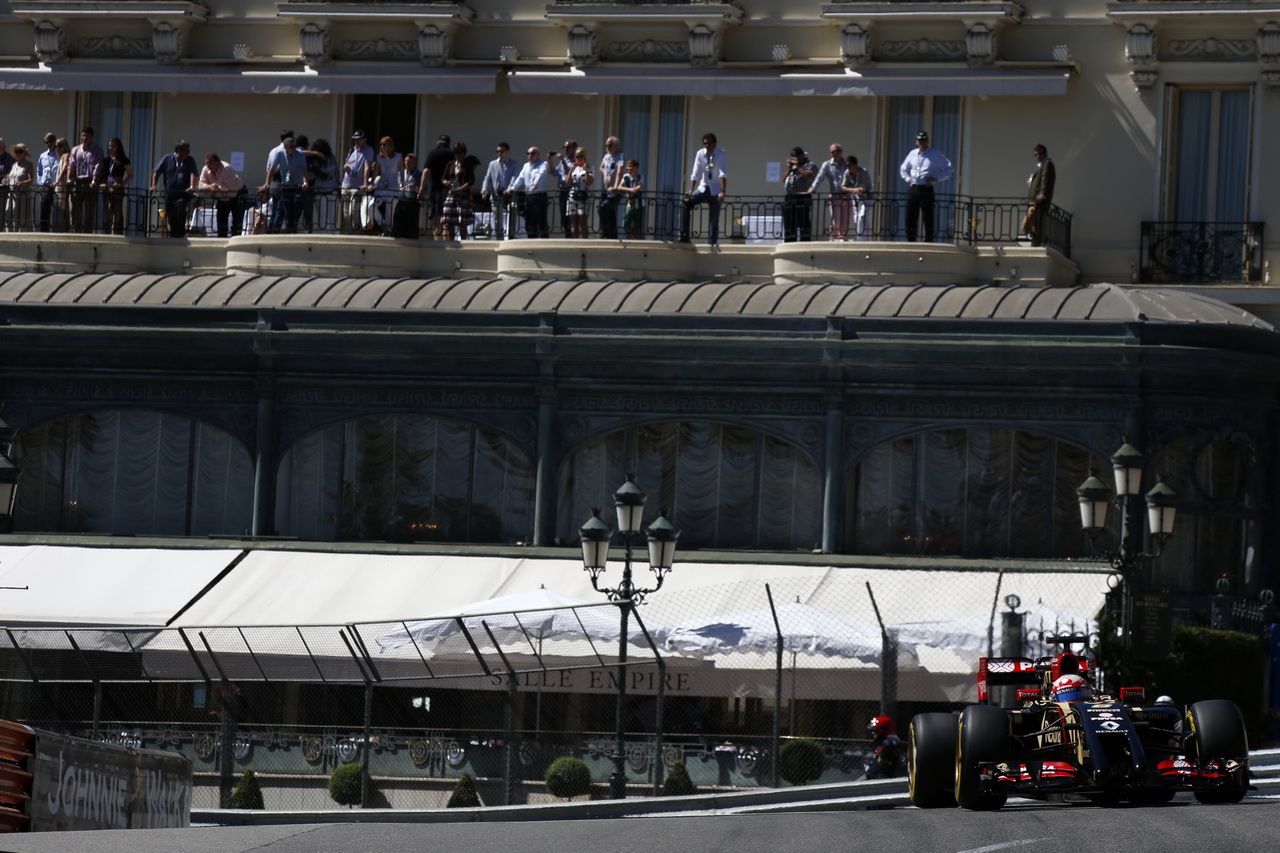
1139,221 -> 1265,284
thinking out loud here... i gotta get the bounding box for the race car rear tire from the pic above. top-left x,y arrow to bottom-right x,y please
1186,699 -> 1249,805
908,713 -> 957,808
955,704 -> 1009,811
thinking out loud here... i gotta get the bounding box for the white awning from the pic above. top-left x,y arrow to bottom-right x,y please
507,67 -> 1072,97
0,545 -> 242,626
0,64 -> 498,95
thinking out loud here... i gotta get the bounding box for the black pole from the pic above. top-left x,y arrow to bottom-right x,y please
610,532 -> 636,800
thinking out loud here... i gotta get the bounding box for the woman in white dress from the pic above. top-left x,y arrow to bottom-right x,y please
369,136 -> 402,235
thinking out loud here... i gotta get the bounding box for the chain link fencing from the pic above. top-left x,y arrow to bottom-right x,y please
0,565 -> 1111,809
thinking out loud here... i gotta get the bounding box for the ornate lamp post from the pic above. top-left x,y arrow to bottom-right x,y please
0,408 -> 22,534
1077,440 -> 1177,675
579,475 -> 679,799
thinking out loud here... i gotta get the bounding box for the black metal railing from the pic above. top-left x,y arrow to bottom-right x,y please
1139,221 -> 1264,283
2,186 -> 1071,256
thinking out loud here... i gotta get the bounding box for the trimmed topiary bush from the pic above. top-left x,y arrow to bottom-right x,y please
544,755 -> 592,800
446,772 -> 481,808
778,738 -> 826,786
661,760 -> 697,797
230,769 -> 265,809
328,761 -> 366,808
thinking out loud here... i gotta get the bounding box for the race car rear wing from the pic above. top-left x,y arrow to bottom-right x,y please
978,657 -> 1039,703
977,653 -> 1092,703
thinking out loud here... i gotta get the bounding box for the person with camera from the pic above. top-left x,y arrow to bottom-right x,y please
782,146 -> 815,242
567,146 -> 594,239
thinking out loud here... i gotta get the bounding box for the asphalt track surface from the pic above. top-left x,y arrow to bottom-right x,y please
0,794 -> 1275,853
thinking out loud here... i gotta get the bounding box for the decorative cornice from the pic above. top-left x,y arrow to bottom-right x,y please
545,2 -> 742,67
1167,37 -> 1255,60
277,2 -> 474,66
10,0 -> 207,64
881,38 -> 965,62
1123,21 -> 1158,95
606,38 -> 689,62
822,3 -> 1022,67
840,23 -> 870,68
820,2 -> 1023,26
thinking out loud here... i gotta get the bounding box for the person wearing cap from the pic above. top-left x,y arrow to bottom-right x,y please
1022,143 -> 1056,247
423,134 -> 454,239
150,140 -> 198,238
341,130 -> 374,234
898,130 -> 953,242
782,145 -> 815,243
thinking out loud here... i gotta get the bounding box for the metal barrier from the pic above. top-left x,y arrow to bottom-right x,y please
4,186 -> 1071,255
1140,221 -> 1265,283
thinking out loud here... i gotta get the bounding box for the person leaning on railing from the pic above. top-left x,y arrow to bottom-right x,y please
198,152 -> 246,238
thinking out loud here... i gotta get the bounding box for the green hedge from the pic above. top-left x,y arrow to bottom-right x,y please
1096,619 -> 1266,738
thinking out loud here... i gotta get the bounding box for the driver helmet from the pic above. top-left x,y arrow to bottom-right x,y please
867,715 -> 895,738
1052,674 -> 1091,702
1155,695 -> 1174,705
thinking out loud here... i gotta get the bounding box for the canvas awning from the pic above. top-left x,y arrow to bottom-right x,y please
0,545 -> 242,626
0,65 -> 498,95
506,67 -> 1072,97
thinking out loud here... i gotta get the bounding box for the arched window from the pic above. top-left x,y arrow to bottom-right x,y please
847,428 -> 1102,558
13,410 -> 253,536
275,415 -> 534,543
1149,438 -> 1258,595
558,422 -> 822,551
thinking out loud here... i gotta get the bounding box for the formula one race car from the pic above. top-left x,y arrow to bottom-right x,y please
908,635 -> 1252,810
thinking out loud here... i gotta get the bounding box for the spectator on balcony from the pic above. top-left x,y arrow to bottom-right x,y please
506,145 -> 554,238
52,138 -> 71,232
102,137 -> 133,236
614,158 -> 645,240
0,138 -> 14,231
1022,144 -> 1056,248
899,131 -> 953,243
150,140 -> 198,238
366,136 -> 402,235
68,127 -> 104,234
810,144 -> 849,241
36,132 -> 59,233
423,134 -> 454,240
481,142 -> 520,240
263,129 -> 292,233
260,135 -> 308,234
841,155 -> 874,242
390,152 -> 423,239
556,139 -> 576,237
306,138 -> 339,234
679,133 -> 727,246
598,136 -> 625,240
782,146 -> 815,243
5,143 -> 33,231
567,146 -> 594,239
341,130 -> 374,235
441,141 -> 475,241
198,153 -> 246,238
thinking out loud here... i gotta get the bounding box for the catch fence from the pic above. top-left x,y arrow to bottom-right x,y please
0,566 -> 1110,809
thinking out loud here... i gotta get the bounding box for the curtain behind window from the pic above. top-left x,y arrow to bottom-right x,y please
275,415 -> 534,543
557,421 -> 821,551
849,428 -> 1099,559
12,411 -> 253,536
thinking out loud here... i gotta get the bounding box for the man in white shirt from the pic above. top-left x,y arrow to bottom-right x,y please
898,130 -> 953,242
505,146 -> 554,238
679,133 -> 728,246
481,142 -> 520,239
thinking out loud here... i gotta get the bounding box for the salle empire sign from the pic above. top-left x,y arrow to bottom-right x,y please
483,668 -> 693,694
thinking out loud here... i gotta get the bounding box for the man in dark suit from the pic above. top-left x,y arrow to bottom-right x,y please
1023,144 -> 1056,247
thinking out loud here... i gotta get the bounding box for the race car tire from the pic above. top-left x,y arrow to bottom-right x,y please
1186,699 -> 1249,804
955,704 -> 1009,811
908,713 -> 957,808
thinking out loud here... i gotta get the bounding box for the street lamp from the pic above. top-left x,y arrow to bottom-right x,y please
0,408 -> 21,533
1076,440 -> 1177,675
578,475 -> 679,800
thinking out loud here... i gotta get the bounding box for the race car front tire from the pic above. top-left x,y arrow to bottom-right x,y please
955,704 -> 1009,811
908,713 -> 957,808
1186,699 -> 1249,804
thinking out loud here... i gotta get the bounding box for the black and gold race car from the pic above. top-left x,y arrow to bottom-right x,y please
908,635 -> 1252,810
